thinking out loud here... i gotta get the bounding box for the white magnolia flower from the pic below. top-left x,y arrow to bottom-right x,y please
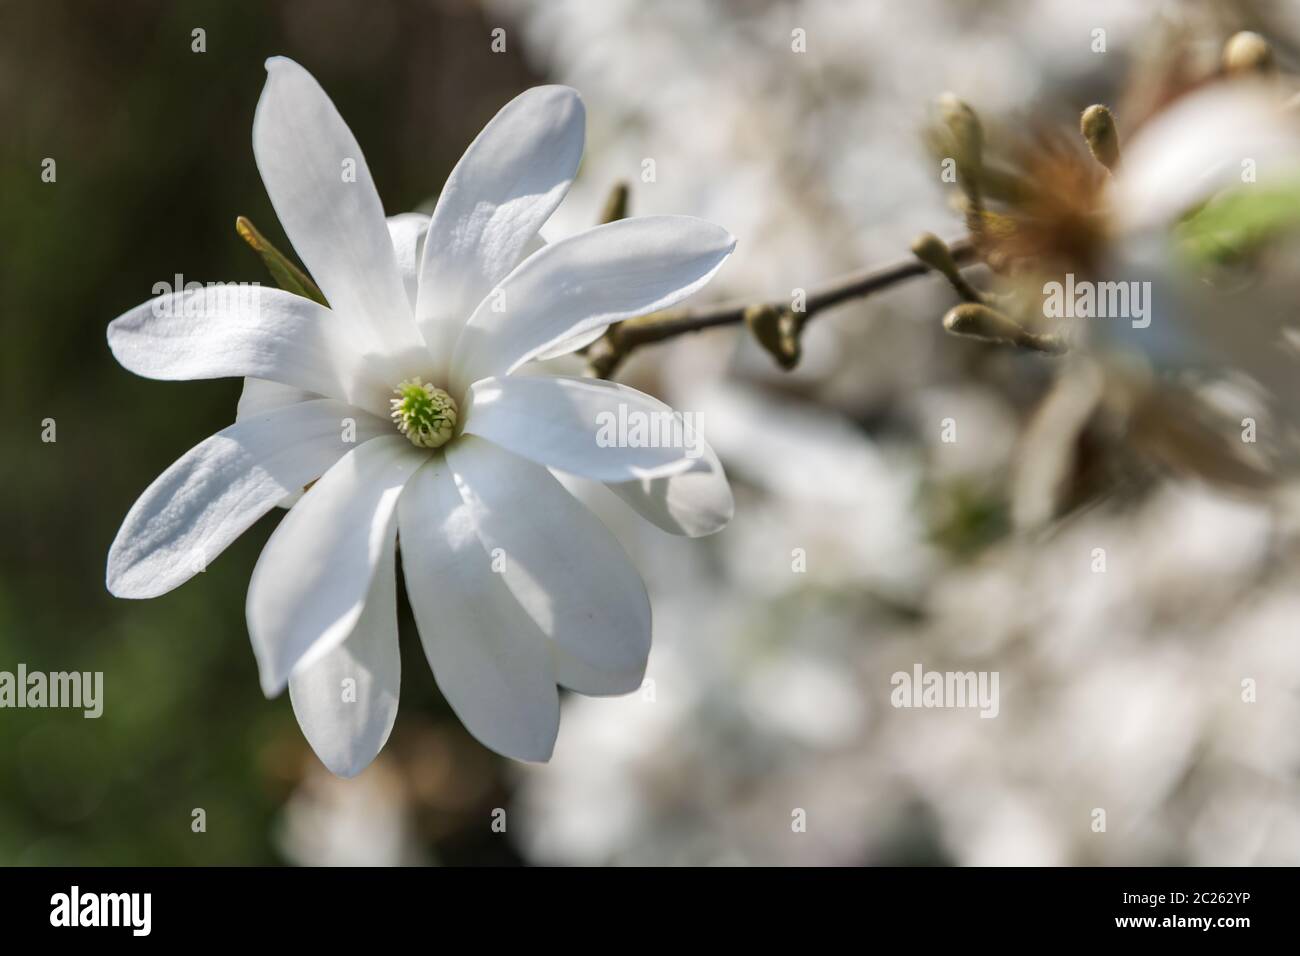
105,57 -> 736,775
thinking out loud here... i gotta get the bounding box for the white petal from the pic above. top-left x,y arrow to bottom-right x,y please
416,86 -> 585,380
387,213 -> 430,312
445,436 -> 651,677
526,234 -> 594,364
236,378 -> 320,421
253,57 -> 424,358
247,435 -> 425,696
451,215 -> 736,393
462,375 -> 699,481
107,285 -> 392,417
107,400 -> 390,599
235,374 -> 320,510
398,460 -> 559,762
534,322 -> 608,362
553,644 -> 645,697
452,217 -> 738,392
288,542 -> 400,778
607,439 -> 734,537
1110,81 -> 1300,235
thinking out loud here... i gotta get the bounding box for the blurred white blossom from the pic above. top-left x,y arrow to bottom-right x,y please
497,0 -> 1300,866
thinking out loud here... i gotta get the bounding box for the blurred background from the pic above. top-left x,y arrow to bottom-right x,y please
3,0 -> 1300,865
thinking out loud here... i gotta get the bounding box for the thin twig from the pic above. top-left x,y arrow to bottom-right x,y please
588,236 -> 977,377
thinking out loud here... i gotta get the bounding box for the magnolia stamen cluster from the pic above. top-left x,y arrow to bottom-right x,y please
390,377 -> 457,448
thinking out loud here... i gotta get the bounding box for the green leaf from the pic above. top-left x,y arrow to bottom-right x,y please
235,216 -> 328,306
1177,177 -> 1300,268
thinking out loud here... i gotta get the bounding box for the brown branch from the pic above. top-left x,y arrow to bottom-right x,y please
587,236 -> 978,378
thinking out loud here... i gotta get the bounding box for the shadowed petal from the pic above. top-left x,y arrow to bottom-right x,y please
398,459 -> 559,761
446,436 -> 651,678
107,400 -> 391,598
247,435 -> 425,696
289,541 -> 400,778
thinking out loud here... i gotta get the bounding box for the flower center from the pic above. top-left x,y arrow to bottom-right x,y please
390,377 -> 458,449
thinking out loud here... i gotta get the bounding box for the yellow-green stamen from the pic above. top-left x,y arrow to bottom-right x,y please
390,377 -> 457,449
